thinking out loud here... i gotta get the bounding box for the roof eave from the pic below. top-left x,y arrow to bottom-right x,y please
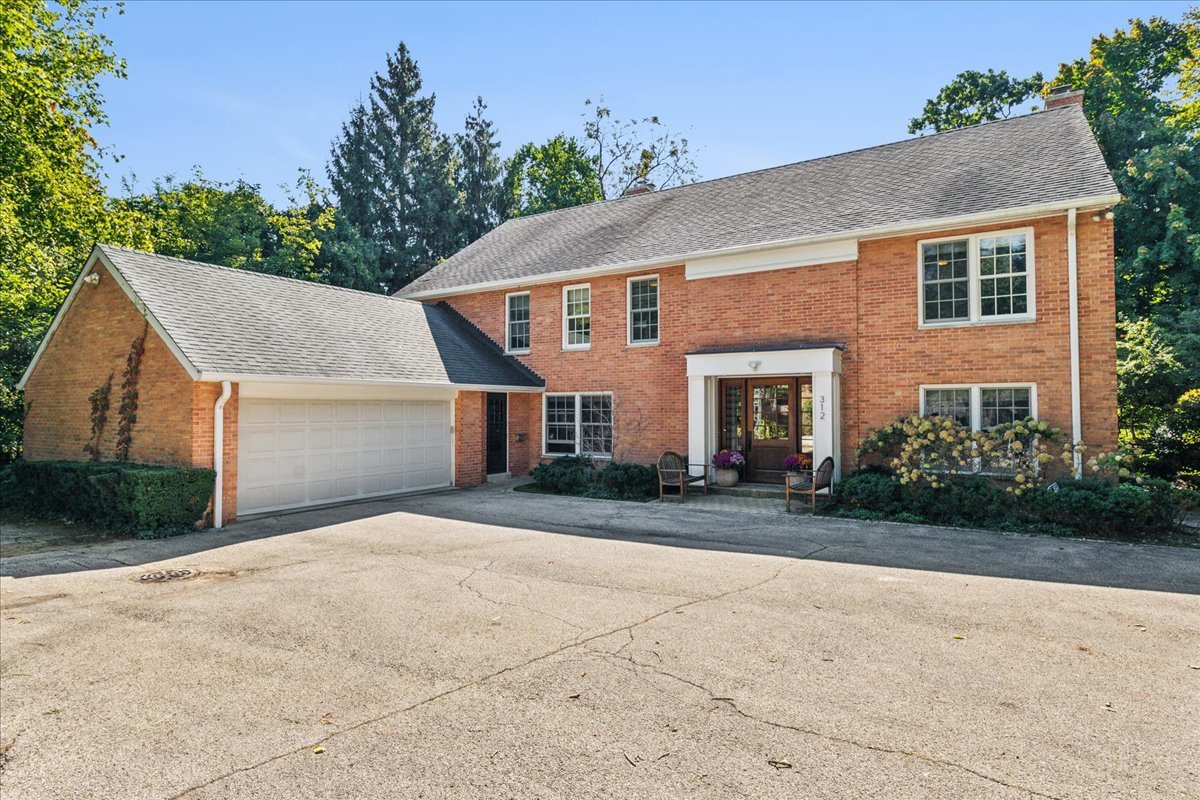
398,192 -> 1122,300
196,371 -> 545,392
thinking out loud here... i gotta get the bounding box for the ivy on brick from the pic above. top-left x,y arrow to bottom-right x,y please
82,372 -> 113,461
114,323 -> 148,463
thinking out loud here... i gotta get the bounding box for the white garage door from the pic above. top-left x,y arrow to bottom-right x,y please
238,398 -> 452,515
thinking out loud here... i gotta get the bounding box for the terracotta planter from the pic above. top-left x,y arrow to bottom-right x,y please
715,468 -> 739,487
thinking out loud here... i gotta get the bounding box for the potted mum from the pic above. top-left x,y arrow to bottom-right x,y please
711,449 -> 745,487
782,452 -> 812,474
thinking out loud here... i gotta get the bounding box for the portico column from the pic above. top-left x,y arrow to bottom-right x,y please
687,375 -> 707,477
812,371 -> 841,479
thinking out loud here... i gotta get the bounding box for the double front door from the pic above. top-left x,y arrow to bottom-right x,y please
718,377 -> 813,483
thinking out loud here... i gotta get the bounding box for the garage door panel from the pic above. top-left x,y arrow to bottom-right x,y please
238,397 -> 452,515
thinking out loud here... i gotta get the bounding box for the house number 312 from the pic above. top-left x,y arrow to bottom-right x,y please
818,395 -> 826,421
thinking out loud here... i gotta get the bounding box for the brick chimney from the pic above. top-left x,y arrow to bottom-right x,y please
623,179 -> 655,197
1045,85 -> 1084,110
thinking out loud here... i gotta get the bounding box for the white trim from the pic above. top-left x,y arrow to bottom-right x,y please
541,391 -> 614,458
1066,208 -> 1083,478
504,291 -> 531,355
918,383 -> 1039,431
17,246 -> 201,389
626,274 -> 660,346
199,372 -> 543,394
397,194 -> 1121,300
685,347 -> 843,378
562,283 -> 591,351
917,227 -> 1036,328
685,239 -> 858,280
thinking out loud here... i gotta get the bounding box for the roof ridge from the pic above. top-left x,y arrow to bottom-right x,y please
97,244 -> 418,304
503,105 -> 1082,225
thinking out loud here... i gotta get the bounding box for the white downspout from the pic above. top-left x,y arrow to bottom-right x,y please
1067,209 -> 1083,479
213,381 -> 232,528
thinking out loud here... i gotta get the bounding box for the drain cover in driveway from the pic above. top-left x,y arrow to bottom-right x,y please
138,568 -> 195,583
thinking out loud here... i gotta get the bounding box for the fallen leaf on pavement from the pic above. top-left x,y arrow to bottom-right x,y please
768,759 -> 792,770
313,745 -> 326,754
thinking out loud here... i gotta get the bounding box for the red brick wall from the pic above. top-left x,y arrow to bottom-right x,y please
507,392 -> 535,476
22,262 -> 241,526
455,391 -> 487,487
23,263 -> 195,465
440,212 -> 1118,469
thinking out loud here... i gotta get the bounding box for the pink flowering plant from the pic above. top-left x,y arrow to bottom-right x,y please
711,449 -> 745,470
782,453 -> 812,472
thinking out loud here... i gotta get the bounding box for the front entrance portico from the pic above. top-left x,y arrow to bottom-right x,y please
685,346 -> 842,482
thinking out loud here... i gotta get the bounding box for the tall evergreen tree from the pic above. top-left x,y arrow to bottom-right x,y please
328,43 -> 460,293
456,97 -> 505,243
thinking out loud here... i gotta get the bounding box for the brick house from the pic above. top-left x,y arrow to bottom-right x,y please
19,93 -> 1120,525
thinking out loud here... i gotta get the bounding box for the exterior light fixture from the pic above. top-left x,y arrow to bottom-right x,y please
83,272 -> 100,285
748,360 -> 762,372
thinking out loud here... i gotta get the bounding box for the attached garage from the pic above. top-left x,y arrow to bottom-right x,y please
17,245 -> 544,527
237,396 -> 453,516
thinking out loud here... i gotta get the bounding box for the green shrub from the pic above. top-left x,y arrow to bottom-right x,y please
1024,478 -> 1194,538
835,470 -> 901,514
593,461 -> 658,500
1,460 -> 215,536
531,456 -> 594,495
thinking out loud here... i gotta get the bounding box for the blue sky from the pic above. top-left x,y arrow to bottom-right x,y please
97,1 -> 1193,205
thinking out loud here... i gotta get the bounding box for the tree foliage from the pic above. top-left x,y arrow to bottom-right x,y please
0,0 -> 140,463
582,98 -> 698,199
328,43 -> 461,293
503,135 -> 602,217
456,97 -> 506,243
907,69 -> 1044,134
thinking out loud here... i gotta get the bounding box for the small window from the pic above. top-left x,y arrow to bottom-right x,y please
563,285 -> 591,349
923,388 -> 971,427
543,393 -> 612,457
918,229 -> 1034,326
506,292 -> 530,353
920,384 -> 1036,431
628,276 -> 659,345
980,387 -> 1031,428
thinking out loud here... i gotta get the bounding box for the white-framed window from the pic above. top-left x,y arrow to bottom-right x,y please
627,275 -> 659,346
917,227 -> 1035,327
543,392 -> 613,457
919,383 -> 1037,431
562,284 -> 591,350
505,291 -> 530,354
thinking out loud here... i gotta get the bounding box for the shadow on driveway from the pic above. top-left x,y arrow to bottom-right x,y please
3,485 -> 1198,594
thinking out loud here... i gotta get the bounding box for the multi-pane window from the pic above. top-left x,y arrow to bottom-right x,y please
980,387 -> 1031,428
628,276 -> 659,345
563,285 -> 591,349
922,240 -> 969,322
506,292 -> 530,353
979,234 -> 1029,317
919,229 -> 1034,325
543,393 -> 613,457
545,395 -> 577,454
923,388 -> 971,427
921,385 -> 1035,431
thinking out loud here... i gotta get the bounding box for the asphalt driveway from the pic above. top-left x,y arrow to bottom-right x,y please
2,486 -> 1198,799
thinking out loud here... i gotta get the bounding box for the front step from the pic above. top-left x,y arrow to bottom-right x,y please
707,483 -> 786,500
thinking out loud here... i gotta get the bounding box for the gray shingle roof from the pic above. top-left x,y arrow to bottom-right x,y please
96,245 -> 542,388
400,106 -> 1118,296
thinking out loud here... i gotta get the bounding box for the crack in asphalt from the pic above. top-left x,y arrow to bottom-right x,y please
160,558 -> 799,799
583,585 -> 1062,800
455,560 -> 586,634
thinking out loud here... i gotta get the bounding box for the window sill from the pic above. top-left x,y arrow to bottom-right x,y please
504,349 -> 531,356
562,345 -> 591,352
918,315 -> 1036,331
541,452 -> 613,460
626,340 -> 660,349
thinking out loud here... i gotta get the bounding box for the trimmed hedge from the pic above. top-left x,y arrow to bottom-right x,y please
531,457 -> 658,501
833,467 -> 1197,542
1,460 -> 216,537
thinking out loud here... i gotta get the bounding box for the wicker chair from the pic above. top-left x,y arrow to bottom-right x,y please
785,456 -> 835,512
657,452 -> 709,502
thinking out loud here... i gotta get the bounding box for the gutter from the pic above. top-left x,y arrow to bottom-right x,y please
398,193 -> 1122,300
197,372 -> 543,393
1067,209 -> 1083,478
212,380 -> 232,529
